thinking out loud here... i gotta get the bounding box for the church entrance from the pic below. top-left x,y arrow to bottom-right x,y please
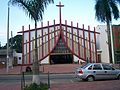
50,54 -> 73,64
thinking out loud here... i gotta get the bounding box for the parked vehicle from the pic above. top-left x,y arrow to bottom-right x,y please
75,63 -> 120,81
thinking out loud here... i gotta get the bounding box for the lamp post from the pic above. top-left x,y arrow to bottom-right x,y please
110,23 -> 115,64
6,2 -> 10,73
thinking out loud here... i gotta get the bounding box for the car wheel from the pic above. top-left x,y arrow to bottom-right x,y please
118,75 -> 120,80
87,76 -> 94,82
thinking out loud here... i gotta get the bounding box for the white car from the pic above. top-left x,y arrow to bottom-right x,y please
75,63 -> 120,81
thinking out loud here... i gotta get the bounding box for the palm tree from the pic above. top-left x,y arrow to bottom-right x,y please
95,0 -> 120,63
9,0 -> 54,84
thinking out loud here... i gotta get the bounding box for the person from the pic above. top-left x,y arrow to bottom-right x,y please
26,66 -> 32,72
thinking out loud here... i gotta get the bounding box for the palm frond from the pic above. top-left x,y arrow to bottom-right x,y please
95,0 -> 106,22
110,1 -> 119,20
95,0 -> 120,23
9,0 -> 54,21
115,0 -> 120,4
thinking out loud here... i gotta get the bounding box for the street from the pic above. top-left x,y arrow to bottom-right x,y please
0,73 -> 120,90
0,73 -> 74,84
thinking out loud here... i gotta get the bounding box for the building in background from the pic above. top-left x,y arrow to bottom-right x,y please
0,49 -> 22,68
96,25 -> 120,64
112,25 -> 120,64
96,25 -> 110,63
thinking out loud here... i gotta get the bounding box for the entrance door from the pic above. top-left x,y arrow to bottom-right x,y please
50,54 -> 73,64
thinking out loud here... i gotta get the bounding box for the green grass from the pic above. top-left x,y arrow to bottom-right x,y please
24,83 -> 48,90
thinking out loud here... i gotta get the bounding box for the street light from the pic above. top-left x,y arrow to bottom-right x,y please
6,2 -> 10,73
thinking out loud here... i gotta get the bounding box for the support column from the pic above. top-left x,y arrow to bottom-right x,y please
77,23 -> 80,57
32,37 -> 35,63
28,25 -> 31,64
25,40 -> 27,64
22,26 -> 24,65
54,20 -> 56,44
65,20 -> 67,44
83,24 -> 86,61
38,35 -> 40,60
80,35 -> 82,58
45,32 -> 47,55
71,21 -> 74,53
94,27 -> 98,63
41,22 -> 44,57
88,26 -> 92,63
86,37 -> 89,62
48,21 -> 50,53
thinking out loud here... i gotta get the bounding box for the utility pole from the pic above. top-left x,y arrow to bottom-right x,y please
110,24 -> 115,64
0,42 -> 1,48
10,31 -> 13,68
6,3 -> 10,73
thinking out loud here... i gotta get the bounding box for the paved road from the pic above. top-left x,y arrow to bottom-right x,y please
0,73 -> 74,90
51,80 -> 120,90
0,74 -> 120,90
0,73 -> 74,84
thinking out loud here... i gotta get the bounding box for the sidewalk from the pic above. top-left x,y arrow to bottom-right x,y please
1,64 -> 119,75
0,64 -> 80,75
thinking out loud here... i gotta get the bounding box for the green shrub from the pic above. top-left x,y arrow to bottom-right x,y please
24,83 -> 48,90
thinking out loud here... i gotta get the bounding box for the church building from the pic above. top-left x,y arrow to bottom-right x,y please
18,2 -> 110,65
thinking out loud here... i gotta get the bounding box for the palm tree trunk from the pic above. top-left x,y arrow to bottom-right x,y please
32,21 -> 40,84
106,20 -> 113,63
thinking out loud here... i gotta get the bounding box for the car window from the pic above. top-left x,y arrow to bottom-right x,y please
102,64 -> 114,70
81,63 -> 90,69
93,64 -> 102,70
88,65 -> 92,70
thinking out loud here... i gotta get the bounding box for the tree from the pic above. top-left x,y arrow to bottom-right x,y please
1,35 -> 22,53
9,0 -> 54,84
9,35 -> 22,53
95,0 -> 120,63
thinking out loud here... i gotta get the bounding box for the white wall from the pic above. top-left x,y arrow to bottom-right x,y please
13,52 -> 22,64
96,25 -> 110,63
41,56 -> 49,64
73,55 -> 85,63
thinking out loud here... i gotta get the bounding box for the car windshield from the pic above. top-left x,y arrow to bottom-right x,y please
81,63 -> 90,69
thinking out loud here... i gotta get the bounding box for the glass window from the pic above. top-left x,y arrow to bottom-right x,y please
88,65 -> 92,70
102,64 -> 114,70
93,64 -> 102,70
81,63 -> 90,69
19,57 -> 21,60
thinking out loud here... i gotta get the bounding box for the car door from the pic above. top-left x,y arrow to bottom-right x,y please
102,64 -> 117,79
92,64 -> 104,80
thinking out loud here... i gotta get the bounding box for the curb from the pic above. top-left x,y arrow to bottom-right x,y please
0,72 -> 74,75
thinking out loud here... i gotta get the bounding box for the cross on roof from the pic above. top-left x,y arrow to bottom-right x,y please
56,2 -> 64,25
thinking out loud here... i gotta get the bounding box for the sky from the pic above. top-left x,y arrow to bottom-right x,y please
0,0 -> 120,46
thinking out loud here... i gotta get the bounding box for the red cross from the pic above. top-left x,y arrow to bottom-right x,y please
56,2 -> 64,25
